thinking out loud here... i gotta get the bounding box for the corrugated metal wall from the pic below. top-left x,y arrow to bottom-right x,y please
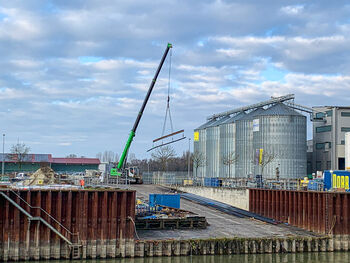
0,189 -> 136,261
235,108 -> 265,178
249,189 -> 350,235
252,105 -> 307,179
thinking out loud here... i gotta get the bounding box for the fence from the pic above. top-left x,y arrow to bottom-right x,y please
142,171 -> 193,185
142,171 -> 303,190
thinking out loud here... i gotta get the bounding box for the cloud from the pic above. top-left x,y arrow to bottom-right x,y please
280,5 -> 304,15
0,1 -> 349,158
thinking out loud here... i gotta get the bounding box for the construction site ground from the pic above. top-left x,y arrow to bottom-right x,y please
129,184 -> 320,241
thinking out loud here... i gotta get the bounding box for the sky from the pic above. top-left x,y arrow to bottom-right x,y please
1,1 -> 350,159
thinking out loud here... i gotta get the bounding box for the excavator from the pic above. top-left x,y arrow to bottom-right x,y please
110,43 -> 173,184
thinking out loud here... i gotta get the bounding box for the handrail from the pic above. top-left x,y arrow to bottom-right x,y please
0,191 -> 73,245
8,189 -> 80,242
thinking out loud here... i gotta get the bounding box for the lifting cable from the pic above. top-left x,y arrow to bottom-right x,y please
147,47 -> 186,152
161,48 -> 174,136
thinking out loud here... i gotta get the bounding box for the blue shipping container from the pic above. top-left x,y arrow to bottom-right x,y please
204,177 -> 222,187
149,194 -> 180,209
324,170 -> 350,191
204,177 -> 211,187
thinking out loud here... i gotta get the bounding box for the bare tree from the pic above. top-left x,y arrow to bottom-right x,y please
151,146 -> 176,171
114,152 -> 120,162
252,150 -> 276,177
222,152 -> 238,178
96,152 -> 102,161
128,153 -> 136,162
192,150 -> 206,178
102,150 -> 115,162
8,142 -> 30,170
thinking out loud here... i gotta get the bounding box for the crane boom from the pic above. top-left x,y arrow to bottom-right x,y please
117,43 -> 173,169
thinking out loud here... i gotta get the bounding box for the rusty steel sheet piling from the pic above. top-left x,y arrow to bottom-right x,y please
249,189 -> 350,236
0,189 -> 135,261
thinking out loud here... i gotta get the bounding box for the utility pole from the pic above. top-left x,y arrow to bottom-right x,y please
188,138 -> 191,179
2,134 -> 5,176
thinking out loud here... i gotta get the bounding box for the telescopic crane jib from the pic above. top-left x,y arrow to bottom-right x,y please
117,43 -> 173,171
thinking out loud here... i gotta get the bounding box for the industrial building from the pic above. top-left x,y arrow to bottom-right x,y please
0,153 -> 100,174
194,94 -> 307,179
311,106 -> 350,172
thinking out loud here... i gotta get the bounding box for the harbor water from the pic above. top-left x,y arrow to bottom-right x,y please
23,252 -> 350,263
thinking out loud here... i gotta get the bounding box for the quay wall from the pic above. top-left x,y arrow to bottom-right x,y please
249,189 -> 350,236
133,236 -> 350,257
0,189 -> 136,261
175,186 -> 249,210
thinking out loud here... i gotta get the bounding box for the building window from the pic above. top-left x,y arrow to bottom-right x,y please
341,127 -> 350,132
341,140 -> 345,145
316,125 -> 332,133
341,112 -> 350,117
326,110 -> 333,117
316,161 -> 322,171
316,112 -> 325,119
316,143 -> 325,150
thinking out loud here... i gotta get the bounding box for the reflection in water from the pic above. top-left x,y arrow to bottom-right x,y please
27,252 -> 350,263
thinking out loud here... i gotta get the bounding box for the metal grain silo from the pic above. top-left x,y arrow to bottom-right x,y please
219,112 -> 246,178
235,108 -> 265,178
252,103 -> 307,179
193,119 -> 216,178
206,116 -> 231,178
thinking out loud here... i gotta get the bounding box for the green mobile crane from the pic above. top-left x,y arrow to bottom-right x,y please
113,43 -> 172,182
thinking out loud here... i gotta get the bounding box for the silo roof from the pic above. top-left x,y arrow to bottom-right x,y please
259,103 -> 303,116
239,107 -> 265,120
207,115 -> 231,127
195,118 -> 217,130
222,111 -> 246,124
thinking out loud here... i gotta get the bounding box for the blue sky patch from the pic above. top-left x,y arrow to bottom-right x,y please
79,56 -> 104,63
261,65 -> 287,82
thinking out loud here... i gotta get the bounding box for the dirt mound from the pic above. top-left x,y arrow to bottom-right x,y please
23,166 -> 57,186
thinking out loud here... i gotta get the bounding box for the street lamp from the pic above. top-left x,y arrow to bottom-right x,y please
2,134 -> 5,176
188,138 -> 191,179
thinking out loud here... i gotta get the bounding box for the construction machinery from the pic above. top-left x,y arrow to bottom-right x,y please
110,43 -> 173,183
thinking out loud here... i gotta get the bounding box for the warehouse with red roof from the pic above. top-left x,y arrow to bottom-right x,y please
0,153 -> 100,174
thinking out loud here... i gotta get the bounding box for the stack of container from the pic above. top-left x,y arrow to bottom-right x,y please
204,177 -> 222,187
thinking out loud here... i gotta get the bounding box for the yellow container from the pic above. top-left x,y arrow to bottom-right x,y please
184,179 -> 193,186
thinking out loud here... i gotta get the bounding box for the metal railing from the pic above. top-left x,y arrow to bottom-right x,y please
142,172 -> 322,191
1,190 -> 80,245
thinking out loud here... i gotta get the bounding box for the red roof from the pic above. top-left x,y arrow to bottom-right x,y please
51,158 -> 100,165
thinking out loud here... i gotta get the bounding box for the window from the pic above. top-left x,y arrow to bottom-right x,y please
316,125 -> 332,133
316,143 -> 325,150
341,140 -> 345,145
326,110 -> 333,117
316,112 -> 325,119
316,161 -> 322,171
341,127 -> 350,132
341,112 -> 350,117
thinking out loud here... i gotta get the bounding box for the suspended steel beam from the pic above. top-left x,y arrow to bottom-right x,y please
147,136 -> 187,152
153,129 -> 184,143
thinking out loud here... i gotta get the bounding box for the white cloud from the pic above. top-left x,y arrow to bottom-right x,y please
0,1 -> 350,158
280,5 -> 304,15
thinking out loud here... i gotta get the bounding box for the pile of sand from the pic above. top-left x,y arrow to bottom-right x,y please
23,166 -> 57,186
